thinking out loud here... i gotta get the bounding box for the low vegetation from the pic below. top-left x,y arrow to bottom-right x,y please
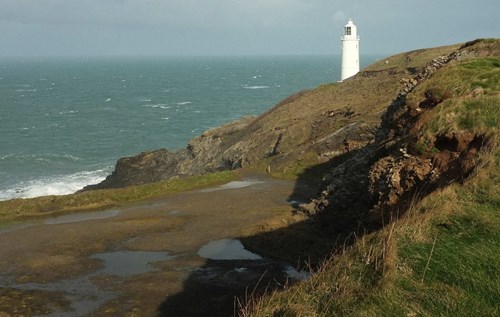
240,55 -> 500,316
241,170 -> 499,317
0,170 -> 237,223
1,40 -> 498,316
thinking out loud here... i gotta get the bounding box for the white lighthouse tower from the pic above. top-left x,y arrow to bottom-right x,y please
340,19 -> 360,81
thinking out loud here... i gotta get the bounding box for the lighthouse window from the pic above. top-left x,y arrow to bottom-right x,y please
345,27 -> 351,35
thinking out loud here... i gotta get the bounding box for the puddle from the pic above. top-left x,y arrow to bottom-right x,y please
199,179 -> 264,193
197,239 -> 262,260
284,266 -> 310,280
90,250 -> 175,276
2,250 -> 174,316
44,209 -> 120,225
6,273 -> 115,317
0,223 -> 34,235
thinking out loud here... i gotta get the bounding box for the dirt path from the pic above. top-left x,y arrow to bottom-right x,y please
0,173 -> 308,316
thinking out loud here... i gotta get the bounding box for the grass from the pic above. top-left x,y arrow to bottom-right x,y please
408,57 -> 500,109
242,163 -> 499,317
0,170 -> 238,223
240,52 -> 500,317
363,43 -> 461,72
409,57 -> 500,156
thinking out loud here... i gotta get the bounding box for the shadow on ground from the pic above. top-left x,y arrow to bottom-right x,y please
156,150 -> 368,317
157,138 -> 465,315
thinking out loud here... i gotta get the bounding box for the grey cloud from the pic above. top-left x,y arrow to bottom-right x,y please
0,0 -> 498,56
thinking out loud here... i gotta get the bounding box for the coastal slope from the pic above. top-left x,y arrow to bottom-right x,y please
0,39 -> 498,317
239,39 -> 500,316
85,42 -> 476,190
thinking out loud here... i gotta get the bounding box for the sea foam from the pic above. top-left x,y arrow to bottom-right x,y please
0,168 -> 110,201
242,85 -> 270,89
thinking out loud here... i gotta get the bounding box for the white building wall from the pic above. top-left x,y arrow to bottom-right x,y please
341,19 -> 360,81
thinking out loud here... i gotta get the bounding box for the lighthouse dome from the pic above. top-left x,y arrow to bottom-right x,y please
343,18 -> 358,38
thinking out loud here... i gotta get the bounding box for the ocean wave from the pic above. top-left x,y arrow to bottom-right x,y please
0,153 -> 81,164
242,85 -> 270,90
0,168 -> 110,201
176,101 -> 191,105
58,110 -> 79,115
142,103 -> 170,109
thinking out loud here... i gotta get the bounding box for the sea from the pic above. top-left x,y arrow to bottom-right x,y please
0,55 -> 378,201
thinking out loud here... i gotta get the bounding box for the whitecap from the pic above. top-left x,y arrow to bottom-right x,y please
106,98 -> 111,102
242,85 -> 270,90
142,103 -> 168,108
0,153 -> 79,165
0,168 -> 111,201
100,107 -> 116,111
62,154 -> 80,161
177,101 -> 191,105
58,110 -> 79,115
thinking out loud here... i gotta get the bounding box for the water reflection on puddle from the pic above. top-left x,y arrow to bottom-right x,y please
197,239 -> 262,260
284,266 -> 310,280
4,250 -> 175,316
199,179 -> 264,193
44,209 -> 120,225
90,250 -> 175,276
0,223 -> 33,235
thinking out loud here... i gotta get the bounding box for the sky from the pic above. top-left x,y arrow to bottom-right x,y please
0,0 -> 499,57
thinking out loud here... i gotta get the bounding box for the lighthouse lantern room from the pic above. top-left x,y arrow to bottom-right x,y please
341,19 -> 360,81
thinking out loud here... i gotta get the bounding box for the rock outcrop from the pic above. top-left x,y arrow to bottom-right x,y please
84,39 -> 499,201
297,39 -> 499,230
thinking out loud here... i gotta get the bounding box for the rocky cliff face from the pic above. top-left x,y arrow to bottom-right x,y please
297,39 -> 499,230
84,39 -> 499,200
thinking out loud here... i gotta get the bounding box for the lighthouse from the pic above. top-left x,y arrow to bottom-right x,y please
340,19 -> 360,81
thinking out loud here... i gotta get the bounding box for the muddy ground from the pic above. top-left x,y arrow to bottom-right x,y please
0,172 -> 313,316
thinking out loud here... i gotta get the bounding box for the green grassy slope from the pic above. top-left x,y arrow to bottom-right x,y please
242,170 -> 499,317
241,49 -> 500,317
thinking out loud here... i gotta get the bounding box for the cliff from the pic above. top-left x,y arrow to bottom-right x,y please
56,39 -> 500,316
242,39 -> 500,316
83,42 -> 468,190
298,39 -> 499,225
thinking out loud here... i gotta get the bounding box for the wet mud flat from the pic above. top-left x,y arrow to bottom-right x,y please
0,174 -> 310,316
